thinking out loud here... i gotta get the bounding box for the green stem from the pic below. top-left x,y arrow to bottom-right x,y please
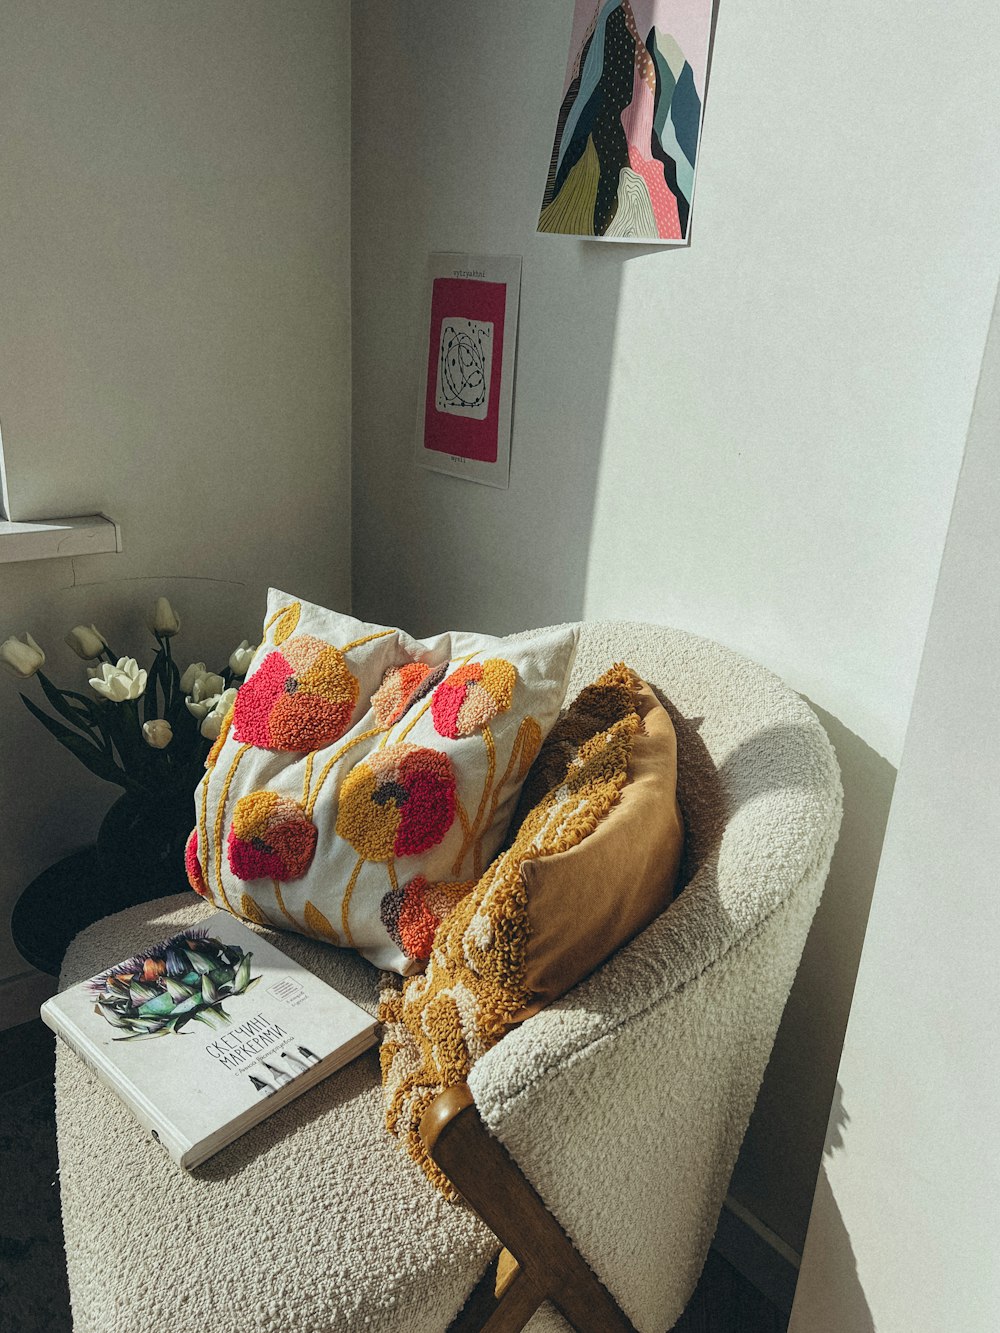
36,670 -> 103,742
163,636 -> 174,713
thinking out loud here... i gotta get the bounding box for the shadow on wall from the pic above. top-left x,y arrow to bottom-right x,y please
787,1085 -> 876,1332
729,702 -> 897,1254
413,248 -> 638,634
355,237 -> 668,635
351,0 -> 682,635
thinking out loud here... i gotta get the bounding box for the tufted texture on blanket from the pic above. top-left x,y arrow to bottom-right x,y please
55,621 -> 840,1333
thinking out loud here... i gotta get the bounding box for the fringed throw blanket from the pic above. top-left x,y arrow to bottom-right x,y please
379,664 -> 671,1194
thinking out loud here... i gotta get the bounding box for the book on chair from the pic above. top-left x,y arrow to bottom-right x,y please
40,910 -> 377,1169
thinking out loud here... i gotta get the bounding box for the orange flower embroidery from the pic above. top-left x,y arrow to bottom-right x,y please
371,661 -> 447,729
380,876 -> 474,962
431,659 -> 517,739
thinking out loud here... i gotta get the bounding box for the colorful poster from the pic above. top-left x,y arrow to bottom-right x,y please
538,0 -> 713,243
416,254 -> 522,488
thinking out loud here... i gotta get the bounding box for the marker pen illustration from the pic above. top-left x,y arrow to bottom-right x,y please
261,1059 -> 293,1088
298,1045 -> 320,1066
281,1048 -> 309,1075
249,1073 -> 276,1098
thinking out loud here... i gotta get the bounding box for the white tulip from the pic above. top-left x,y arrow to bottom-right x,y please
0,633 -> 46,679
185,674 -> 224,719
228,640 -> 256,678
179,661 -> 208,694
148,596 -> 181,637
88,657 -> 147,702
64,624 -> 107,660
200,688 -> 238,741
191,672 -> 225,703
142,719 -> 174,749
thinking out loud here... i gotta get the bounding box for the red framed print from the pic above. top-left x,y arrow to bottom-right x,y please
416,254 -> 522,487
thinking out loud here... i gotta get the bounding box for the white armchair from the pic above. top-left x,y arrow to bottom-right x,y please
55,621 -> 841,1332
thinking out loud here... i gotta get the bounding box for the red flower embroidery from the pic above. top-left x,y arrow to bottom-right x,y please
232,634 -> 358,752
227,791 -> 318,882
185,829 -> 209,898
336,743 -> 456,861
431,659 -> 517,739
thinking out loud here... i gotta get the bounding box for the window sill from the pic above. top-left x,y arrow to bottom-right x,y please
0,514 -> 121,565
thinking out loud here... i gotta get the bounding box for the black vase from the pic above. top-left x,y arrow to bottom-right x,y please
97,790 -> 194,906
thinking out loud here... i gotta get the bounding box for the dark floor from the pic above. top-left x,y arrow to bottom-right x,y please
673,1252 -> 787,1333
2,1020 -> 70,1333
2,1019 -> 786,1332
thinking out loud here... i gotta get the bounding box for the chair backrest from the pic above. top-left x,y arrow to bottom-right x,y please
469,621 -> 842,1331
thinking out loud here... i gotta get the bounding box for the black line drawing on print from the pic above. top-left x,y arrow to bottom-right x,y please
436,318 -> 493,420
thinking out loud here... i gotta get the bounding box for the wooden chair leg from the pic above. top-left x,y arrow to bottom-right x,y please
423,1085 -> 637,1333
447,1249 -> 545,1333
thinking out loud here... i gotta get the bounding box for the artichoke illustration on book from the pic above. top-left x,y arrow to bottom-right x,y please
88,928 -> 260,1040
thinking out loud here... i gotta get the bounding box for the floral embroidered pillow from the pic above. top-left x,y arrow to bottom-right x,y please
185,590 -> 578,973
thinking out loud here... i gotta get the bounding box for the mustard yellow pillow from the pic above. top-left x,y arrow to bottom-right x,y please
507,666 -> 683,1017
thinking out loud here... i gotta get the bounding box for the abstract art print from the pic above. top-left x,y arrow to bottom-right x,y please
416,254 -> 522,488
539,0 -> 713,243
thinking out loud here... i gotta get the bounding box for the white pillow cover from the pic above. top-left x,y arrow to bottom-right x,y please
186,590 -> 578,972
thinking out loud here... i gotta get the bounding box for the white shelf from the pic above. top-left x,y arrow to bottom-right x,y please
0,514 -> 121,564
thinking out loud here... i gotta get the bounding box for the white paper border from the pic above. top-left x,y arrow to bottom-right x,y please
415,253 -> 522,489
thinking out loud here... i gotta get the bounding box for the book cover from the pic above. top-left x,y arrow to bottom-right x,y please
41,910 -> 377,1169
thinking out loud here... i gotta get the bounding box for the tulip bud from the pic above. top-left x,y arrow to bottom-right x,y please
200,711 -> 223,740
65,624 -> 107,660
217,686 -> 238,715
179,661 -> 208,694
228,640 -> 256,678
148,597 -> 181,637
142,719 -> 173,749
0,633 -> 46,679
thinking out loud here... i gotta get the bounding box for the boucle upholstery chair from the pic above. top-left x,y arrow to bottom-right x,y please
54,621 -> 842,1333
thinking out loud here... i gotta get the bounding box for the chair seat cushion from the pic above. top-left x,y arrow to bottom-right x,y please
56,895 -> 497,1333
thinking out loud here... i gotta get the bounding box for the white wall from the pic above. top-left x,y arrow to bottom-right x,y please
790,286 -> 1000,1332
352,0 -> 1000,1250
0,2 -> 351,996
